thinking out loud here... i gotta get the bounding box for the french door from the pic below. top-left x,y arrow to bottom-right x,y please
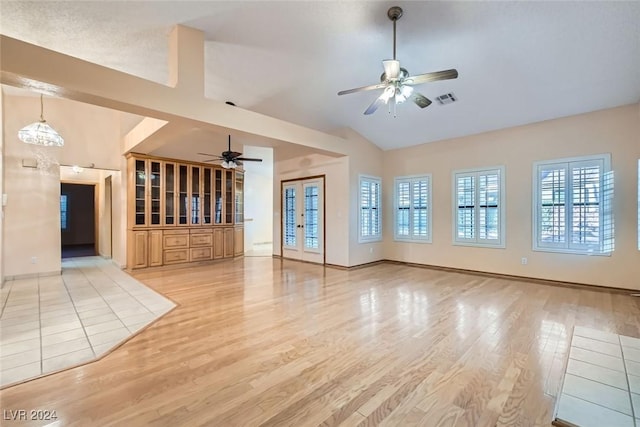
281,177 -> 324,263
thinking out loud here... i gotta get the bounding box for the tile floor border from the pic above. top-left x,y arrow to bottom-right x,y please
0,257 -> 177,389
554,326 -> 640,427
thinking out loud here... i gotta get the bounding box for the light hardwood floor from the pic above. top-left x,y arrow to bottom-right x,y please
1,257 -> 639,426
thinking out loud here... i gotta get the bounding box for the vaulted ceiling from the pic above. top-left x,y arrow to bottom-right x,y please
1,1 -> 639,150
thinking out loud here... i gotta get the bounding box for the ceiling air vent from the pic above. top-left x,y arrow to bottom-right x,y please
436,93 -> 457,105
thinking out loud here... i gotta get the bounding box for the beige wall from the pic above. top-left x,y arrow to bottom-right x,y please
3,94 -> 125,277
335,128 -> 385,266
273,129 -> 384,267
383,104 -> 640,289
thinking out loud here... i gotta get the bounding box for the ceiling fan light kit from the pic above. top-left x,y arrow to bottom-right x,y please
338,6 -> 458,117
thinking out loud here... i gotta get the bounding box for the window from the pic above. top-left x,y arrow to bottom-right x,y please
533,154 -> 613,254
394,175 -> 432,242
453,166 -> 505,247
359,175 -> 381,242
60,194 -> 68,230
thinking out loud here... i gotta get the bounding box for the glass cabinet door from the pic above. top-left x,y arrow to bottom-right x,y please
215,169 -> 223,224
178,165 -> 188,225
164,163 -> 175,225
135,160 -> 146,225
191,166 -> 200,225
235,171 -> 244,224
203,168 -> 212,224
150,161 -> 161,225
225,170 -> 233,224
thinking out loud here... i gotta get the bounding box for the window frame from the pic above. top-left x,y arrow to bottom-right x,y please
532,153 -> 612,255
452,166 -> 506,248
358,175 -> 382,243
393,174 -> 432,243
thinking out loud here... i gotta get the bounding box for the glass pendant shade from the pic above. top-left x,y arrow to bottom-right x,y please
18,95 -> 64,147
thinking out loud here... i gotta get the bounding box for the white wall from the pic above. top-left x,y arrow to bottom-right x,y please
3,94 -> 125,277
273,152 -> 350,266
383,104 -> 640,289
243,145 -> 273,250
59,167 -> 124,265
0,89 -> 5,283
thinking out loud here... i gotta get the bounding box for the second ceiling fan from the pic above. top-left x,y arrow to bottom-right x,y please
338,6 -> 458,115
198,135 -> 262,169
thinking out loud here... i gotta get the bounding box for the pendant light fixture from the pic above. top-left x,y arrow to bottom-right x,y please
18,94 -> 64,147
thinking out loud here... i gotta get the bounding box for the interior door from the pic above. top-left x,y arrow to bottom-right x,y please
281,177 -> 324,263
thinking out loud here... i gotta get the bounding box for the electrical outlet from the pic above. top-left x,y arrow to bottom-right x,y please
31,256 -> 37,264
521,257 -> 528,265
369,247 -> 374,253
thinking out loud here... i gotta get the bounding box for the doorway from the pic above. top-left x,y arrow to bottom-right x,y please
60,183 -> 97,258
281,176 -> 325,264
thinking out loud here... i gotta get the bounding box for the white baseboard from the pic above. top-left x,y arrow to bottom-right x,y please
4,270 -> 62,281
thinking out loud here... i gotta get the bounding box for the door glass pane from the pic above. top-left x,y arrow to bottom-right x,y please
165,163 -> 175,225
225,171 -> 233,223
191,167 -> 200,224
215,169 -> 222,224
304,185 -> 319,249
284,187 -> 296,247
203,168 -> 211,224
235,172 -> 244,224
150,161 -> 161,225
179,165 -> 188,224
135,160 -> 146,225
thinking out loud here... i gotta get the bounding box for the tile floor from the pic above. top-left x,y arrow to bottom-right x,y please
554,326 -> 640,427
0,256 -> 175,388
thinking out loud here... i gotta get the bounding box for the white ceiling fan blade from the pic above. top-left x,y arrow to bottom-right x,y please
404,69 -> 459,85
382,60 -> 401,80
338,82 -> 388,96
364,86 -> 395,115
364,95 -> 385,115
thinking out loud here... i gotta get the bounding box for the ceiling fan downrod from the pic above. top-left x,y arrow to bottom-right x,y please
387,6 -> 403,60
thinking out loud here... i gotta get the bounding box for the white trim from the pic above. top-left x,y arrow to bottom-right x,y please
358,174 -> 382,243
452,165 -> 506,248
532,153 -> 612,256
393,174 -> 432,243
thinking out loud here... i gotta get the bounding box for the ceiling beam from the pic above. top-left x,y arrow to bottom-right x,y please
0,34 -> 350,156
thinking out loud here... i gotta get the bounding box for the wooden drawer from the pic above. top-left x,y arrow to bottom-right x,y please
164,234 -> 189,249
190,229 -> 212,234
164,229 -> 189,235
164,249 -> 188,264
190,247 -> 212,261
190,233 -> 213,247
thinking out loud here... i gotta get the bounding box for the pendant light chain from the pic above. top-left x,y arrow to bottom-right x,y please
40,94 -> 45,122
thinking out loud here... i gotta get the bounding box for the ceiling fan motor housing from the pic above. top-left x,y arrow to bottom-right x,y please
387,6 -> 403,21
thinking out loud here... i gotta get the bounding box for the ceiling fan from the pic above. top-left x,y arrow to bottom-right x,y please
198,135 -> 263,169
338,6 -> 458,116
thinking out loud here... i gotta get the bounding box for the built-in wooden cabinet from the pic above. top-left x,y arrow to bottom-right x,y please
127,154 -> 245,270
